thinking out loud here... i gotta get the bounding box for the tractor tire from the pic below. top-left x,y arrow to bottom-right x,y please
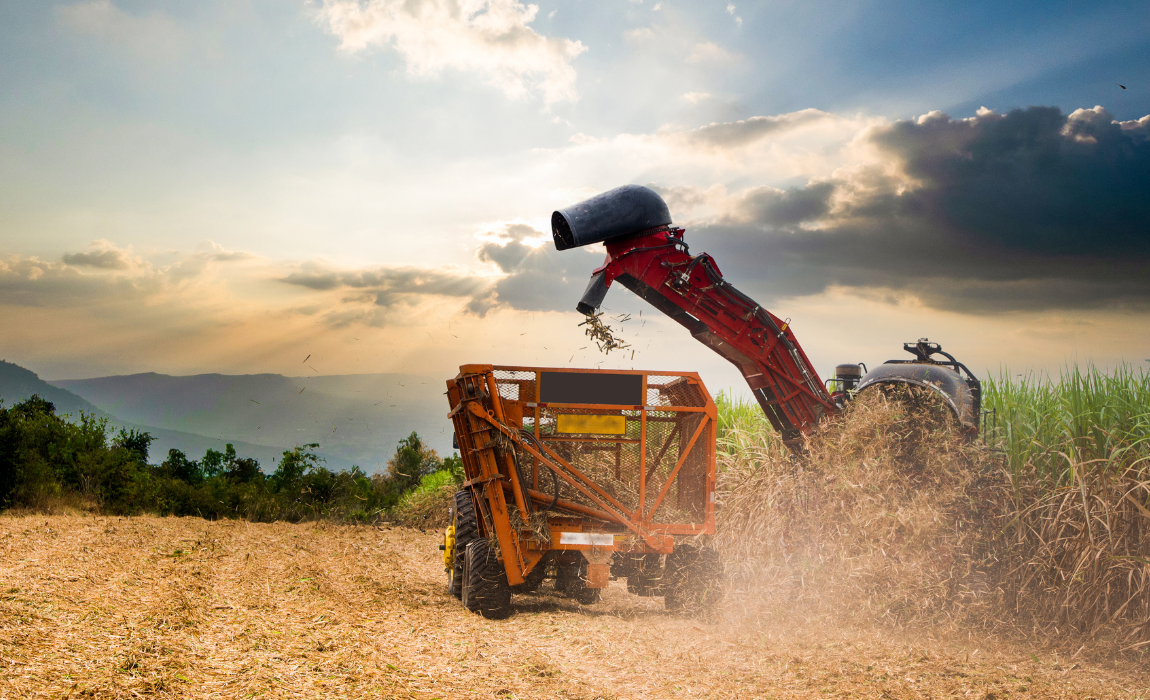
462,539 -> 512,619
664,544 -> 723,615
449,490 -> 478,599
557,558 -> 601,605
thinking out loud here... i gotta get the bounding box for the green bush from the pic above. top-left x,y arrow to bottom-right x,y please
0,394 -> 462,526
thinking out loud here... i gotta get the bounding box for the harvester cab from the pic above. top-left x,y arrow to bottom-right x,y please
444,365 -> 723,619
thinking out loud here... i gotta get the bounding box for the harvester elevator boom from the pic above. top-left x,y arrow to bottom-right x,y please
552,185 -> 982,448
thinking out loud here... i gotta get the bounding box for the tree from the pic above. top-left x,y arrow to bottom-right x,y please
386,432 -> 442,493
201,445 -> 232,479
113,429 -> 153,462
161,449 -> 203,485
226,455 -> 263,484
271,443 -> 321,493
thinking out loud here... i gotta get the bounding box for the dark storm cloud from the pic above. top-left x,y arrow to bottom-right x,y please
700,106 -> 1150,312
733,182 -> 835,226
873,106 -> 1150,256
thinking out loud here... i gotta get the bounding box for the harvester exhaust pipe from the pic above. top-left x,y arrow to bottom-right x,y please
552,184 -> 672,251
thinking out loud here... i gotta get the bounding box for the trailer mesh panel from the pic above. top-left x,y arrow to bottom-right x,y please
494,368 -> 710,527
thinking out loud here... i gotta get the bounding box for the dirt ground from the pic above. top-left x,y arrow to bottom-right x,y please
1,515 -> 1147,699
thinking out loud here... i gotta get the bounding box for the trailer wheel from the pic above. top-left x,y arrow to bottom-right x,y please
449,490 -> 478,599
462,538 -> 512,619
557,559 -> 601,605
664,544 -> 723,614
510,557 -> 547,593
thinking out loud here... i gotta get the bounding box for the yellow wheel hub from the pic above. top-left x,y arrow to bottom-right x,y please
443,523 -> 455,574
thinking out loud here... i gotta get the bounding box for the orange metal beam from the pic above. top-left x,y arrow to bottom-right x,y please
643,414 -> 710,522
469,403 -> 667,549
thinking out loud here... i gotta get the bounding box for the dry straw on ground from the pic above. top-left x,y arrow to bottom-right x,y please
2,514 -> 1147,699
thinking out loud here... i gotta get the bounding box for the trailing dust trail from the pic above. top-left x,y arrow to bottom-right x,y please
2,514 -> 1147,698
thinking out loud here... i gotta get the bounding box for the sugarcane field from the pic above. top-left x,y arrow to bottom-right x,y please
5,379 -> 1150,698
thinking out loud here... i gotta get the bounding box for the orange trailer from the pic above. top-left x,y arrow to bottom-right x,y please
442,364 -> 723,619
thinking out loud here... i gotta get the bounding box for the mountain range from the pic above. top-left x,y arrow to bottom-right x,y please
0,360 -> 453,473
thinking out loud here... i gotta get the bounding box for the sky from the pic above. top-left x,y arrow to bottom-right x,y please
1,0 -> 1148,394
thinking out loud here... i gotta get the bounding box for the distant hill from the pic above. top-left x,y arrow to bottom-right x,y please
52,371 -> 452,473
0,360 -> 106,418
0,360 -> 290,469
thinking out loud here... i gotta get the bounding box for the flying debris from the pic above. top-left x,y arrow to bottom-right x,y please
303,354 -> 311,363
578,311 -> 631,354
1117,83 -> 1127,89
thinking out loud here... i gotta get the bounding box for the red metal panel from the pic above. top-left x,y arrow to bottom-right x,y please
595,228 -> 836,447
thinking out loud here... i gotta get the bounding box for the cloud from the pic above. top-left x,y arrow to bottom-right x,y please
315,0 -> 587,104
624,27 -> 654,42
725,3 -> 742,26
681,92 -> 711,104
278,218 -> 596,318
280,261 -> 497,317
727,182 -> 835,226
466,220 -> 593,313
271,217 -> 598,321
61,239 -> 140,270
679,109 -> 832,149
196,240 -> 252,263
695,106 -> 1150,312
6,239 -> 255,310
686,41 -> 738,66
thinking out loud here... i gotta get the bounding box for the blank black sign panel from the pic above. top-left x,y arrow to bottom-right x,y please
540,372 -> 643,406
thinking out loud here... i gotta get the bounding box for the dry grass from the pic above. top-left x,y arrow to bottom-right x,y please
3,513 -> 1149,699
1002,454 -> 1150,645
713,386 -> 1150,662
391,483 -> 457,531
715,389 -> 999,625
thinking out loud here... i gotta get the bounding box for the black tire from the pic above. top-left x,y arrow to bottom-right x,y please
555,560 -> 577,594
626,576 -> 653,596
557,558 -> 601,605
462,539 -> 512,619
664,544 -> 723,614
450,490 -> 478,599
623,553 -> 663,596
